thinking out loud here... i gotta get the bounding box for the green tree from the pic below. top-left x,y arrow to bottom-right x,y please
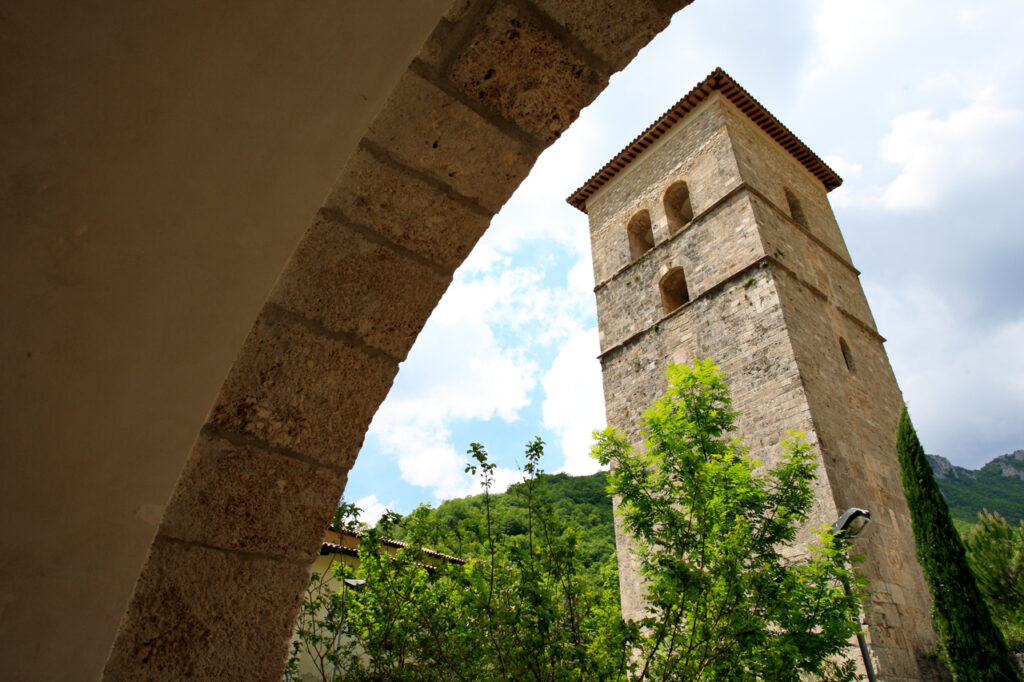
285,561 -> 360,682
285,502 -> 367,682
394,470 -> 616,573
289,361 -> 878,680
895,407 -> 1020,680
288,440 -> 624,681
965,510 -> 1024,652
429,439 -> 619,680
591,359 -> 865,681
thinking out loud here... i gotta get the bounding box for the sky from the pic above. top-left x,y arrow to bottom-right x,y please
345,0 -> 1024,523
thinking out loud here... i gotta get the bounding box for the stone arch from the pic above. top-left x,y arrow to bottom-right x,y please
103,1 -> 694,678
663,180 -> 694,234
626,209 -> 655,259
659,266 -> 689,314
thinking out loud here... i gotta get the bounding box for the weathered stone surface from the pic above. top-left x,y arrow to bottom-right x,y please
532,0 -> 672,69
717,99 -> 854,263
586,81 -> 939,678
159,431 -> 345,563
210,309 -> 398,469
269,210 -> 452,361
103,539 -> 307,681
443,0 -> 474,22
325,144 -> 491,270
599,267 -> 821,477
366,69 -> 536,213
599,265 -> 831,621
593,193 -> 764,353
417,17 -> 458,73
587,95 -> 744,284
769,265 -> 935,681
94,2 -> 714,680
750,193 -> 876,330
448,2 -> 607,144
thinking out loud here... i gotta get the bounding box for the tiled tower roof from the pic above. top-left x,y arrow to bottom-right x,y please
567,67 -> 842,213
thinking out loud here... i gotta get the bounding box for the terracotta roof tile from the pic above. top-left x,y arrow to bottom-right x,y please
566,67 -> 842,213
322,529 -> 465,565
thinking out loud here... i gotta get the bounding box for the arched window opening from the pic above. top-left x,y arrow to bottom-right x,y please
840,337 -> 855,372
664,181 -> 694,234
660,267 -> 689,314
785,188 -> 810,231
627,210 -> 655,259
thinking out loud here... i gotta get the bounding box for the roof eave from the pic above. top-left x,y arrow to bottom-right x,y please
566,67 -> 843,214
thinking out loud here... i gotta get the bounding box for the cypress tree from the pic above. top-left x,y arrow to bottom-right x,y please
896,406 -> 1021,680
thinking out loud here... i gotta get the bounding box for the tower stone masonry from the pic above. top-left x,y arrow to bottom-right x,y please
568,68 -> 943,681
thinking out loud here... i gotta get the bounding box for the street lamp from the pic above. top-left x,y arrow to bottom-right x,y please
831,508 -> 878,682
343,577 -> 367,594
329,578 -> 367,681
832,507 -> 871,540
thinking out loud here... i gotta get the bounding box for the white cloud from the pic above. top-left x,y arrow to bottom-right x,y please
485,466 -> 529,497
542,327 -> 607,475
364,237 -> 599,500
803,0 -> 917,88
866,281 -> 1024,466
566,252 -> 595,294
879,95 -> 1024,209
372,414 -> 526,502
824,155 -> 862,180
801,0 -> 1024,213
344,0 -> 1024,513
822,154 -> 873,208
364,268 -> 540,499
390,426 -> 470,496
353,494 -> 393,527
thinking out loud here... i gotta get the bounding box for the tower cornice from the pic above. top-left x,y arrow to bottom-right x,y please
566,67 -> 843,213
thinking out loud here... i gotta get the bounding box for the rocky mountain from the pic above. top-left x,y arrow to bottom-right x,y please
992,450 -> 1024,481
927,450 -> 1024,527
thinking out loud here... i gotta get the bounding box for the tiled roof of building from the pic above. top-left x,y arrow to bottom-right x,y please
566,67 -> 842,213
322,528 -> 465,566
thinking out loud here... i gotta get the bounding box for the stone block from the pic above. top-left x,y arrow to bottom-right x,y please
418,22 -> 455,73
104,539 -> 308,681
717,99 -> 854,262
326,145 -> 491,270
210,310 -> 398,468
160,431 -> 345,563
269,211 -> 452,361
532,0 -> 670,69
444,0 -> 474,22
366,69 -> 536,213
448,1 -> 607,144
587,97 -> 743,283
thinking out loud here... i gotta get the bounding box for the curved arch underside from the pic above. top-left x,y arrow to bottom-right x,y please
104,0 -> 694,677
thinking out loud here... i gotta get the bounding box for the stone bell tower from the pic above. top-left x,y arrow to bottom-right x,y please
567,68 -> 941,681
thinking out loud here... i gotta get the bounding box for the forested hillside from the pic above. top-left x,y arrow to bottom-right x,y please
383,447 -> 1024,563
388,470 -> 616,569
927,450 -> 1024,528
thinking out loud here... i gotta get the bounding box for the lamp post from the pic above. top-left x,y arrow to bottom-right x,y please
329,577 -> 367,682
831,507 -> 878,682
342,577 -> 367,602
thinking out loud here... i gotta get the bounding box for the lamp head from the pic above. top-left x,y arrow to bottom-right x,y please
831,507 -> 871,540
